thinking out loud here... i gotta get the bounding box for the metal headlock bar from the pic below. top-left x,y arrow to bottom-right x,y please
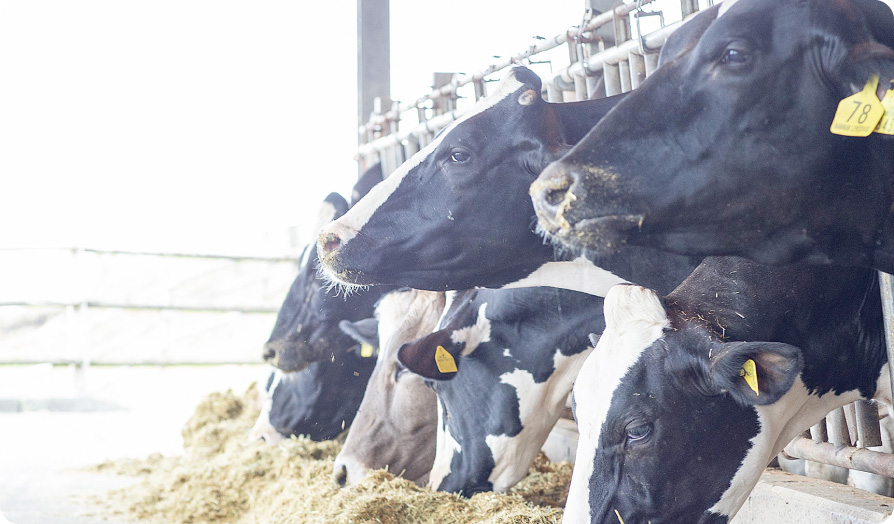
357,0 -> 894,483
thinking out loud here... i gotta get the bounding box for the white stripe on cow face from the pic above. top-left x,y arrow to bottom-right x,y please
564,285 -> 669,524
429,398 -> 462,490
450,303 -> 491,356
485,348 -> 593,493
501,255 -> 629,297
318,72 -> 527,250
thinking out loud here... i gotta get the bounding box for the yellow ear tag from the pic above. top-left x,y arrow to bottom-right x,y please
830,76 -> 885,137
739,359 -> 759,396
874,88 -> 894,135
360,343 -> 374,358
435,345 -> 458,374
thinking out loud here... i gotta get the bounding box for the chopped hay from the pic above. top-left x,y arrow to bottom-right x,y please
88,386 -> 571,524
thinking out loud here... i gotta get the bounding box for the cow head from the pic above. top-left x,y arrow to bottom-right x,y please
398,287 -> 602,496
532,0 -> 894,270
564,284 -> 810,524
332,288 -> 445,487
317,67 -> 624,291
249,353 -> 375,443
264,180 -> 396,371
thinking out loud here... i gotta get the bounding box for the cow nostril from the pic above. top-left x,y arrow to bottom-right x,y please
545,186 -> 568,207
334,464 -> 348,487
319,232 -> 342,258
262,346 -> 276,362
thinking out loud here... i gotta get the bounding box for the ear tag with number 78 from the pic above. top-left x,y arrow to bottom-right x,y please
831,76 -> 885,137
874,88 -> 894,135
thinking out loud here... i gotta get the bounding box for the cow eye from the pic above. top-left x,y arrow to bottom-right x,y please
449,149 -> 471,164
394,360 -> 407,380
720,46 -> 750,66
625,423 -> 653,444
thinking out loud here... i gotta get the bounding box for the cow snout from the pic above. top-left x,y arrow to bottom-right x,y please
262,344 -> 276,363
333,463 -> 348,487
317,222 -> 359,259
529,162 -> 577,235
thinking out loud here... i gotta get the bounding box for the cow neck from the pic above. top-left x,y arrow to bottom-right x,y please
668,257 -> 885,398
499,256 -> 628,297
549,95 -> 626,144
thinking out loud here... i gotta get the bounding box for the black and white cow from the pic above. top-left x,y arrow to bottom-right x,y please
565,258 -> 889,524
531,0 -> 894,272
249,349 -> 376,443
317,67 -> 701,297
398,286 -> 604,495
264,165 -> 397,371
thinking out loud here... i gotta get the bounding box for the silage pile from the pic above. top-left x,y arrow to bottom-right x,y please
90,386 -> 572,524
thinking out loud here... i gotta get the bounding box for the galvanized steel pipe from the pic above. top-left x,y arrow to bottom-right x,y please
784,436 -> 894,478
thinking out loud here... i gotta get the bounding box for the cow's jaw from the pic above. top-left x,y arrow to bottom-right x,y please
429,399 -> 462,490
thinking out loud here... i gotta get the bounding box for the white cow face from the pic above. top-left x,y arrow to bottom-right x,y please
565,285 -> 804,524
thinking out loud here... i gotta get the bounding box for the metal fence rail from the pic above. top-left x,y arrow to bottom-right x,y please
0,247 -> 300,365
355,0 -> 894,489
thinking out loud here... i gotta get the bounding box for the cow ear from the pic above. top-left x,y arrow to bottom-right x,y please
313,193 -> 350,235
339,318 -> 378,347
351,163 -> 383,206
837,43 -> 894,100
709,341 -> 804,406
397,330 -> 461,381
821,1 -> 894,98
657,3 -> 720,66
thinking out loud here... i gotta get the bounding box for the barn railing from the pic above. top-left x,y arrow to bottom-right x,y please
0,247 -> 300,365
355,0 -> 894,488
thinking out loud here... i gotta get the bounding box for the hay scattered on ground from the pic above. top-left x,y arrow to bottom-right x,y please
89,386 -> 570,524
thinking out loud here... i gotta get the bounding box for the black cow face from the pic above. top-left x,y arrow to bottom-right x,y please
532,0 -> 894,270
254,349 -> 376,442
317,67 -> 624,291
566,285 -> 803,524
398,287 -> 603,496
264,169 -> 396,371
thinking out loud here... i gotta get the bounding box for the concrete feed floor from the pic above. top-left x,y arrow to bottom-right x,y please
0,364 -> 264,524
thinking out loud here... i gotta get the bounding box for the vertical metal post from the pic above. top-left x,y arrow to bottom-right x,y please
680,0 -> 699,17
827,407 -> 852,446
358,0 -> 390,175
810,420 -> 828,443
618,60 -> 632,92
603,63 -> 622,96
546,81 -> 564,103
628,51 -> 646,89
878,271 -> 894,400
644,53 -> 660,76
855,399 -> 883,447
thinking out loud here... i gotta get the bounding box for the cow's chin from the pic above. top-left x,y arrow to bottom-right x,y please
317,255 -> 377,294
541,214 -> 643,257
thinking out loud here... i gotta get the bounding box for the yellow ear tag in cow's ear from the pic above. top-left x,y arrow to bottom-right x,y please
874,88 -> 894,135
739,359 -> 759,396
435,345 -> 458,374
360,343 -> 374,358
831,76 -> 885,137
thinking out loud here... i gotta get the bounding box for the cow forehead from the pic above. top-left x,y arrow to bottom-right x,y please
329,73 -> 528,245
574,288 -> 669,444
